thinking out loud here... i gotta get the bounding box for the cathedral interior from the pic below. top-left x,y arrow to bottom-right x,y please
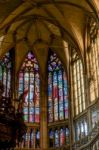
0,0 -> 99,150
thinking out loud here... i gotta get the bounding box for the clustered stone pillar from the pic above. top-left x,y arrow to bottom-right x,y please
40,76 -> 48,150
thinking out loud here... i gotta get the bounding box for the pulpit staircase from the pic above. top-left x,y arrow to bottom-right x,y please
72,122 -> 99,150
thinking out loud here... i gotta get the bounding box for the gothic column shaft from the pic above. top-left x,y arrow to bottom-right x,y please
40,77 -> 48,150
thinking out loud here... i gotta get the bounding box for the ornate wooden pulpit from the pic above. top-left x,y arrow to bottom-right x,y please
0,82 -> 26,149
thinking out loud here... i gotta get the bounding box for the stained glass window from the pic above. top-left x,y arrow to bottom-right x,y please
30,129 -> 34,148
66,127 -> 69,144
0,52 -> 12,97
49,127 -> 69,147
36,130 -> 40,148
49,129 -> 54,147
18,51 -> 40,123
75,117 -> 88,141
48,52 -> 68,122
60,128 -> 65,146
21,129 -> 40,149
55,129 -> 59,147
91,108 -> 97,128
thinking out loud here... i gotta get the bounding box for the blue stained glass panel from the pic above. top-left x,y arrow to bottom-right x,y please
66,128 -> 69,144
29,84 -> 34,101
55,130 -> 59,147
23,107 -> 28,114
19,84 -> 23,91
29,107 -> 34,114
66,128 -> 69,135
48,86 -> 52,97
36,131 -> 40,139
49,130 -> 54,139
48,101 -> 53,107
64,88 -> 68,96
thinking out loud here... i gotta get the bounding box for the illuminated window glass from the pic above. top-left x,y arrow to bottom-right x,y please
60,128 -> 65,146
49,129 -> 54,147
66,127 -> 69,144
36,130 -> 40,148
49,127 -> 69,147
55,129 -> 59,147
75,117 -> 88,142
91,107 -> 97,128
22,129 -> 40,149
18,51 -> 40,123
30,129 -> 34,148
48,52 -> 68,122
72,49 -> 85,116
0,52 -> 12,97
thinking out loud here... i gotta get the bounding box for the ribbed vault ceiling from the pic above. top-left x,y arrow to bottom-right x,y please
0,0 -> 98,76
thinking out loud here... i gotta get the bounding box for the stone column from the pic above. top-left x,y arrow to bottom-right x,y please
40,77 -> 48,150
68,64 -> 74,150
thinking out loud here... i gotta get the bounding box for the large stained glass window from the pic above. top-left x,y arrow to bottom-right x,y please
48,52 -> 68,122
18,51 -> 40,123
0,52 -> 12,97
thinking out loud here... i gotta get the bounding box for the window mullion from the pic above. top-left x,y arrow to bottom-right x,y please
51,72 -> 55,122
79,60 -> 83,112
28,71 -> 30,123
57,71 -> 59,121
62,70 -> 65,120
